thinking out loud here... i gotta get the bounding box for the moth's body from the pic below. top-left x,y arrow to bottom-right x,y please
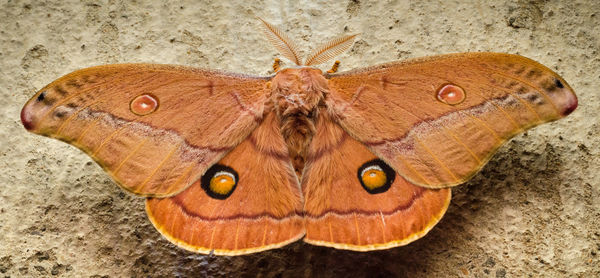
20,19 -> 577,256
270,67 -> 328,176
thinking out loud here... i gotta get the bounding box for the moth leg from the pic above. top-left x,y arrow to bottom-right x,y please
327,60 -> 341,73
273,58 -> 281,72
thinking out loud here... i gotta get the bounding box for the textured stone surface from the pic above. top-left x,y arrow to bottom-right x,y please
1,0 -> 598,277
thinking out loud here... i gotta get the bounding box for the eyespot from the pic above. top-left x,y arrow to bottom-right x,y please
436,84 -> 465,105
130,94 -> 158,116
361,166 -> 387,189
36,91 -> 46,102
201,164 -> 239,200
35,91 -> 55,105
554,78 -> 564,89
210,171 -> 236,195
357,159 -> 395,194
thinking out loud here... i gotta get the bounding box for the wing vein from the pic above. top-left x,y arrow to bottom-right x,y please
91,124 -> 129,156
353,212 -> 362,246
55,103 -> 92,135
414,137 -> 459,181
163,164 -> 195,194
462,112 -> 502,142
234,218 -> 241,250
75,117 -> 102,145
442,126 -> 482,163
114,138 -> 149,175
136,143 -> 180,192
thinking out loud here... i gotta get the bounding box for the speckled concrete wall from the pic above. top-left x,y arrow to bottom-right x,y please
1,0 -> 598,277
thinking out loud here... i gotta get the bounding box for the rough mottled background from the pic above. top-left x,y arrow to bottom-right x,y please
1,0 -> 598,277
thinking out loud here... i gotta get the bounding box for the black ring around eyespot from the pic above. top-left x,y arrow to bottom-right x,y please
200,164 -> 239,200
357,159 -> 396,194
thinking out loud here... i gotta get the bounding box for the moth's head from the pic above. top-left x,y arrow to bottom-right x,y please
271,67 -> 328,94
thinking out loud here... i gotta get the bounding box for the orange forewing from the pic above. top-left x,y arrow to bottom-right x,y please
146,112 -> 304,255
326,53 -> 577,188
21,64 -> 268,197
301,110 -> 451,250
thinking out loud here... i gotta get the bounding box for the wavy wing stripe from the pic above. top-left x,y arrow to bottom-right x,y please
304,188 -> 426,219
373,91 -> 485,166
66,108 -> 236,195
168,197 -> 301,221
69,108 -> 229,196
146,197 -> 304,255
304,188 -> 451,251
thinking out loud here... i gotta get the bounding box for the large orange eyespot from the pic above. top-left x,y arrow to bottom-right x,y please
210,171 -> 236,195
436,84 -> 465,105
361,166 -> 387,190
357,159 -> 395,194
201,164 -> 239,199
130,94 -> 158,116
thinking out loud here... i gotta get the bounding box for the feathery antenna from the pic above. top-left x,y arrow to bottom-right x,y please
304,34 -> 358,66
258,18 -> 302,66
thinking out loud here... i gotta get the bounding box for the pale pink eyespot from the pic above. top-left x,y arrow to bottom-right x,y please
436,84 -> 465,105
130,94 -> 158,115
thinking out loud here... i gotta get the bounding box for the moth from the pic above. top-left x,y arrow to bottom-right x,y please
20,19 -> 577,255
